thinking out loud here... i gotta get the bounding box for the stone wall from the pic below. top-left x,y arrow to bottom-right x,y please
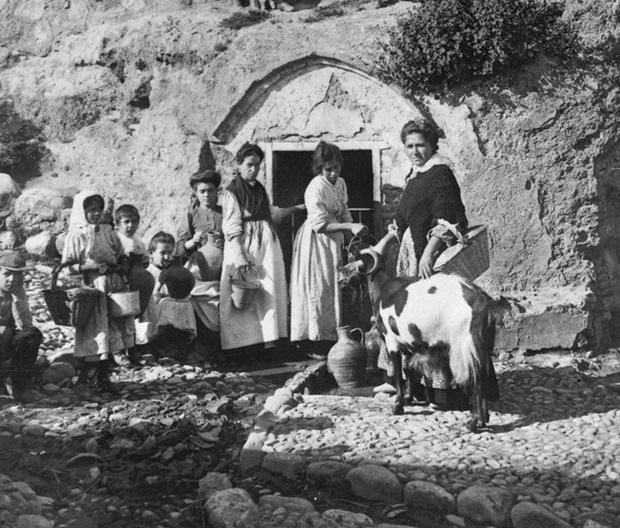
1,0 -> 619,351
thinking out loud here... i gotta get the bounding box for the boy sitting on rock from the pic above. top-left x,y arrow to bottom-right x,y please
0,252 -> 43,401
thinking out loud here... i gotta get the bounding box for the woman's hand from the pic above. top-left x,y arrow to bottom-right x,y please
418,235 -> 442,279
191,230 -> 204,247
348,223 -> 367,237
418,253 -> 434,279
213,235 -> 224,250
294,204 -> 306,211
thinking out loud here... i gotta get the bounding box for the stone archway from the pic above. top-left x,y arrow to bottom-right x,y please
210,53 -> 427,232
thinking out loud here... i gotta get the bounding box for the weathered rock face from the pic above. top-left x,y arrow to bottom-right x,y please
1,0 -> 618,351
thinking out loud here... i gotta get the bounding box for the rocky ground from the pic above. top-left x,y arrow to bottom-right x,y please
1,266 -> 620,528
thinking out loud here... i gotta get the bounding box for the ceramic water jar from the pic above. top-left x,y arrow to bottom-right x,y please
327,325 -> 366,389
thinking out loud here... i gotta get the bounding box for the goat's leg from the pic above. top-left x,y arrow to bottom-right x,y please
468,387 -> 485,432
391,352 -> 405,415
422,375 -> 433,404
481,396 -> 489,425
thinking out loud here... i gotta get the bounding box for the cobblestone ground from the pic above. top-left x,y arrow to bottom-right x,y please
0,266 -> 287,527
3,266 -> 620,528
263,359 -> 620,527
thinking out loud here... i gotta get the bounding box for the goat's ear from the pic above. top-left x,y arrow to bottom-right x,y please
358,249 -> 380,275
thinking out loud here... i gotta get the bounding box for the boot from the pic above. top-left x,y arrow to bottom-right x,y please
96,360 -> 119,395
74,362 -> 98,397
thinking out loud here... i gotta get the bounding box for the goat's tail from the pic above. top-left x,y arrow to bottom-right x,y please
450,295 -> 517,399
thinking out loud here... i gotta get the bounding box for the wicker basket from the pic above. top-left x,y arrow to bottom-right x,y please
43,262 -> 102,327
433,224 -> 490,281
67,288 -> 102,327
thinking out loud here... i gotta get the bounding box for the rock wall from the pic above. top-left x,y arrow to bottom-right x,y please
1,0 -> 619,351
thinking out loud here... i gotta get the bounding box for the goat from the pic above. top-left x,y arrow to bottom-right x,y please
338,231 -> 509,432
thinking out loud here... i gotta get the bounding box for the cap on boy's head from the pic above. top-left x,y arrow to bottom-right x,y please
0,251 -> 28,272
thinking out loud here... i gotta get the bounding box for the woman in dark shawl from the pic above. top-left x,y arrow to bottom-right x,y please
219,143 -> 294,351
381,120 -> 470,410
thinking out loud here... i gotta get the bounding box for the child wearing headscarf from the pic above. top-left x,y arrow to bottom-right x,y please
62,190 -> 135,394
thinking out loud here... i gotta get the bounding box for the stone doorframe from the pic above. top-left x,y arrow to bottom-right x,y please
260,140 -> 389,204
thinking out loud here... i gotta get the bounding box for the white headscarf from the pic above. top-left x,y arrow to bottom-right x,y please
68,190 -> 104,234
63,190 -> 119,266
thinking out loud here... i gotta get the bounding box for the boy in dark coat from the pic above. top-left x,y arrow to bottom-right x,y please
0,252 -> 43,401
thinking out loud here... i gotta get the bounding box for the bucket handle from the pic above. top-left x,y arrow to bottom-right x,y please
231,264 -> 258,283
49,260 -> 80,290
350,327 -> 365,347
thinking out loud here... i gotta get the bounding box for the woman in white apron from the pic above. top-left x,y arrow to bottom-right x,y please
219,143 -> 290,352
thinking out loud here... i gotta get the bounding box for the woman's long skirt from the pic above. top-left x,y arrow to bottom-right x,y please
220,221 -> 288,351
290,222 -> 344,343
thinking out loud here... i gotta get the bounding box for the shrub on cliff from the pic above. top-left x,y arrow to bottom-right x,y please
379,0 -> 580,92
220,10 -> 270,30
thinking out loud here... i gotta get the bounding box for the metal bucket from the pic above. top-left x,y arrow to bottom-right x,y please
230,266 -> 260,310
107,290 -> 140,317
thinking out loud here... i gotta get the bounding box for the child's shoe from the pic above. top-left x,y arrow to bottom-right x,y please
74,363 -> 98,398
111,351 -> 132,369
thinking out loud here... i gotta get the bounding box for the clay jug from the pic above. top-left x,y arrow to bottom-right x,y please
127,254 -> 155,317
198,231 -> 224,281
160,265 -> 196,300
327,326 -> 366,389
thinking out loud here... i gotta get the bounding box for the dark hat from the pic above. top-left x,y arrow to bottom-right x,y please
0,251 -> 28,272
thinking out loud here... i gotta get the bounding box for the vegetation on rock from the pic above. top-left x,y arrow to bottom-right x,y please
220,10 -> 270,30
378,0 -> 580,92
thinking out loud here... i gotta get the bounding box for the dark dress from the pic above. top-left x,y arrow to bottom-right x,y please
394,164 -> 467,259
394,163 -> 469,410
177,206 -> 224,281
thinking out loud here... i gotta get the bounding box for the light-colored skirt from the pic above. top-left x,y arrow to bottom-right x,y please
220,221 -> 288,351
290,221 -> 344,342
74,272 -> 135,360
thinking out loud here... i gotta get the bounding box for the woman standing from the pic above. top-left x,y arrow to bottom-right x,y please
219,143 -> 297,352
387,119 -> 469,408
290,141 -> 367,356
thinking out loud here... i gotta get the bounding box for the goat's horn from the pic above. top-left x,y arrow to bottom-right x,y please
359,248 -> 380,275
371,230 -> 397,256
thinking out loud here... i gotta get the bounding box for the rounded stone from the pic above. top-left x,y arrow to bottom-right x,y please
457,485 -> 515,528
346,464 -> 402,503
322,509 -> 374,526
205,488 -> 258,528
511,502 -> 576,528
12,188 -> 71,235
42,362 -> 75,385
198,472 -> 232,502
404,480 -> 455,512
262,452 -> 307,481
306,461 -> 352,491
24,231 -> 57,257
0,173 -> 21,218
258,495 -> 315,514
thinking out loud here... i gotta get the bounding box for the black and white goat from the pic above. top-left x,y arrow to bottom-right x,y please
338,232 -> 509,432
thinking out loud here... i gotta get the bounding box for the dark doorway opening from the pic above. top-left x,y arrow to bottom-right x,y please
272,149 -> 376,331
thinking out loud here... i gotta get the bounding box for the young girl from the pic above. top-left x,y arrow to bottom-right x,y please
177,170 -> 224,281
62,190 -> 135,394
